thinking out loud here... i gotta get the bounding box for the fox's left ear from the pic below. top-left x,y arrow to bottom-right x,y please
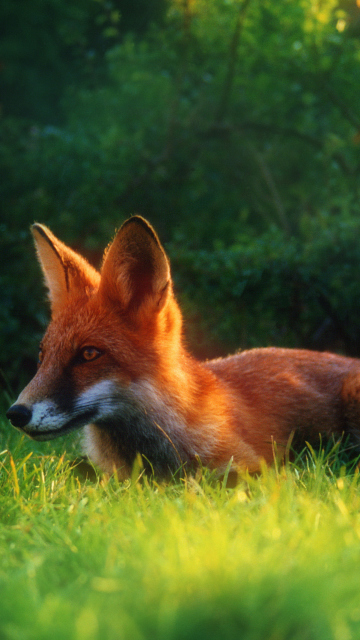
32,224 -> 100,315
99,216 -> 171,320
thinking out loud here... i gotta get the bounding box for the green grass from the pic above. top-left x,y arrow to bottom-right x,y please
1,396 -> 360,640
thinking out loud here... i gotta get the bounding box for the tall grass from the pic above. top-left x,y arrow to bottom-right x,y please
1,399 -> 360,640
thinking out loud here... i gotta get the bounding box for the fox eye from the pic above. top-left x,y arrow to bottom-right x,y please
79,347 -> 102,363
38,348 -> 44,367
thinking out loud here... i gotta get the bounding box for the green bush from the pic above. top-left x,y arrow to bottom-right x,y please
0,0 -> 167,123
1,0 -> 360,390
171,214 -> 360,358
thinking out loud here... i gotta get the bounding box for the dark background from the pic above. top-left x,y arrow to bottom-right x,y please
1,0 -> 360,394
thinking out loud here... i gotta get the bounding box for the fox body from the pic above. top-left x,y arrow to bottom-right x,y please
7,216 -> 360,478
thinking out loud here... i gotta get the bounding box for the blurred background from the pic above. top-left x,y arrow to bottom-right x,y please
1,0 -> 360,394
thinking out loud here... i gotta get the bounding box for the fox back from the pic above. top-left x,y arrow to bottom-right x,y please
7,217 -> 360,478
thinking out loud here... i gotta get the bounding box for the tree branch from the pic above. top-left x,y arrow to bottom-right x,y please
215,0 -> 252,124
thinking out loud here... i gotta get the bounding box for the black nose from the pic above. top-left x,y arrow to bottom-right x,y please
6,404 -> 32,429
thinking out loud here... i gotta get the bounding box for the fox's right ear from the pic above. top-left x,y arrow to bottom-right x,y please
32,224 -> 100,315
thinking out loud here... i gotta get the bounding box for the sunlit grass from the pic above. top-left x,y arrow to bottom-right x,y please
1,400 -> 360,639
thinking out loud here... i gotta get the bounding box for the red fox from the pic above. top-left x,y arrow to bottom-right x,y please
6,216 -> 360,478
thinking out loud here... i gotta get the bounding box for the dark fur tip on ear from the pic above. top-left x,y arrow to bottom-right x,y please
31,223 -> 48,238
120,215 -> 161,245
31,223 -> 63,264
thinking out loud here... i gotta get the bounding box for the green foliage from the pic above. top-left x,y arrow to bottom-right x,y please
0,0 -> 167,123
1,407 -> 360,640
1,0 -> 360,388
172,213 -> 360,358
3,0 -> 360,236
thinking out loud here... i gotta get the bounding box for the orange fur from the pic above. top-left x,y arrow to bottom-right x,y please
6,216 -> 360,478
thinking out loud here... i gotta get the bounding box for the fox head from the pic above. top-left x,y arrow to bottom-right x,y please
6,217 -> 183,461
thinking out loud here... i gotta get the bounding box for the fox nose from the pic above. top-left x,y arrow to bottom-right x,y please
6,404 -> 32,429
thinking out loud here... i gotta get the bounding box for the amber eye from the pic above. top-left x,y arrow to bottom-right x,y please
38,348 -> 44,366
79,347 -> 102,363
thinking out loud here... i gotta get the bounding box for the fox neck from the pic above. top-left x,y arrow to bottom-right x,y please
89,411 -> 190,479
84,341 -> 234,478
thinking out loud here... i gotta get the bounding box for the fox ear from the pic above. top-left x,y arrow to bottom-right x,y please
99,216 -> 171,320
32,224 -> 100,315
